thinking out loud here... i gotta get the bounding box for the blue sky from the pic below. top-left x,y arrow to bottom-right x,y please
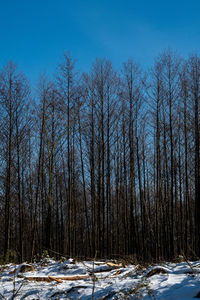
0,0 -> 199,83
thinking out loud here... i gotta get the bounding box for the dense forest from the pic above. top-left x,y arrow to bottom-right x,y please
0,49 -> 200,263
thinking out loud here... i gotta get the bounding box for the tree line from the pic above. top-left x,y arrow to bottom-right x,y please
0,49 -> 199,263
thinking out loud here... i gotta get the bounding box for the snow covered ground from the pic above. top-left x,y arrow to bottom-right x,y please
0,257 -> 200,299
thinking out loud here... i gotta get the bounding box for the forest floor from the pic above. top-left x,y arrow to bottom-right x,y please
0,257 -> 200,299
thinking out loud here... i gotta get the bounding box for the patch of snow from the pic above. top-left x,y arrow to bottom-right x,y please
0,259 -> 200,299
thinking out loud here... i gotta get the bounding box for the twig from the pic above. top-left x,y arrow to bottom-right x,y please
0,292 -> 6,300
92,251 -> 97,300
181,251 -> 196,274
11,281 -> 24,300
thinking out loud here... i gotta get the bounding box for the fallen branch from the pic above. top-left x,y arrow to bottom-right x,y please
25,277 -> 52,282
25,274 -> 89,282
48,276 -> 63,283
106,262 -> 123,269
93,267 -> 112,273
146,267 -> 168,278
